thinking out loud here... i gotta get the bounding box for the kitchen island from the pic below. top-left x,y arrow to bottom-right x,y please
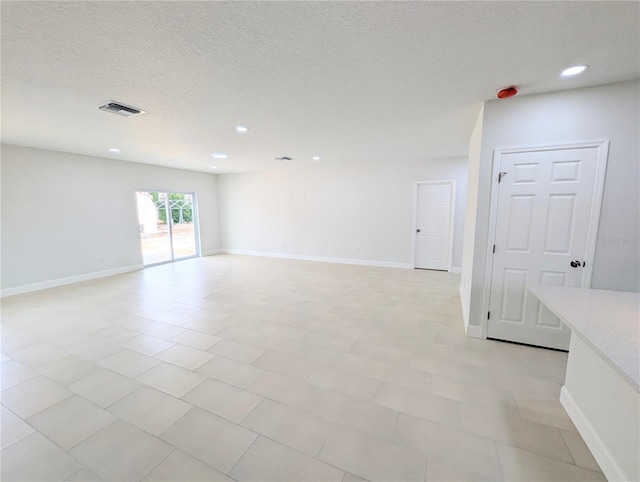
529,285 -> 639,482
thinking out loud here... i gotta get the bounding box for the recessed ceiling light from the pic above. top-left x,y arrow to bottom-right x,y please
211,152 -> 228,159
211,166 -> 218,169
235,125 -> 249,133
561,65 -> 588,77
312,156 -> 320,161
109,148 -> 120,153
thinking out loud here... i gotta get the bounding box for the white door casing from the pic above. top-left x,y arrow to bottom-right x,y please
413,181 -> 455,271
485,142 -> 609,350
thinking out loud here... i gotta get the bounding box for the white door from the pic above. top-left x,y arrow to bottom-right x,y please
414,182 -> 453,270
487,146 -> 604,350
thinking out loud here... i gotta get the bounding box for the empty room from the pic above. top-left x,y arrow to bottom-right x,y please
1,2 -> 638,482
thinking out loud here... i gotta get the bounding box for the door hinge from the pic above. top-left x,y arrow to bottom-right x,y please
487,311 -> 491,320
498,171 -> 507,183
492,244 -> 496,253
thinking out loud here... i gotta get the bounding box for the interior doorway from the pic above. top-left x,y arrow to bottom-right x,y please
136,191 -> 199,266
412,181 -> 456,271
485,142 -> 609,350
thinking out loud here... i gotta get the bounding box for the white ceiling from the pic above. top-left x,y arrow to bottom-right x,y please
2,1 -> 638,173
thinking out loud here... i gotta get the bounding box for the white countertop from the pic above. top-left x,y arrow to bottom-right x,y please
529,285 -> 640,391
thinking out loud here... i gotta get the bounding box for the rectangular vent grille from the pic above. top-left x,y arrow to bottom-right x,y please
98,102 -> 145,117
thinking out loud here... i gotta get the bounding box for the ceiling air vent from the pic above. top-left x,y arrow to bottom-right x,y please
98,102 -> 145,117
275,156 -> 294,161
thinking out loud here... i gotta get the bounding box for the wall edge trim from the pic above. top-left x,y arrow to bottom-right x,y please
221,249 -> 412,269
1,264 -> 143,298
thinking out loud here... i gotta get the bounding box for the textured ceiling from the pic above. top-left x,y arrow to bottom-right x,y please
2,1 -> 638,173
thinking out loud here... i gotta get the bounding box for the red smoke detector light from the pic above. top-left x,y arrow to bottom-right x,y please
497,86 -> 518,99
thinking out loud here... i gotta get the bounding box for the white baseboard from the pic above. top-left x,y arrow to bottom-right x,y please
201,249 -> 222,256
449,266 -> 462,274
1,264 -> 144,298
560,386 -> 628,482
464,323 -> 483,338
221,249 -> 412,269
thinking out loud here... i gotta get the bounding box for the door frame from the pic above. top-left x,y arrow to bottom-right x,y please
411,180 -> 456,272
480,140 -> 610,338
135,189 -> 201,267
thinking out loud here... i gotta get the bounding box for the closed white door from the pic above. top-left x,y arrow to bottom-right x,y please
487,146 -> 602,350
414,182 -> 453,270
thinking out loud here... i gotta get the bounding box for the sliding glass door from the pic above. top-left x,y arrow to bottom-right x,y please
136,191 -> 199,266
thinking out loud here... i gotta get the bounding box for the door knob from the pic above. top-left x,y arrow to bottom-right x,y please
416,229 -> 421,233
570,260 -> 581,268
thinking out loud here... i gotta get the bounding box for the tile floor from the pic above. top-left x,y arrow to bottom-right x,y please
1,254 -> 606,481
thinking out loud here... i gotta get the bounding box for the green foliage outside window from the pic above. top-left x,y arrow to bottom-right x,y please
150,192 -> 193,225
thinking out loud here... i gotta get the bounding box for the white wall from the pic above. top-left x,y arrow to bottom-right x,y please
465,80 -> 640,328
218,159 -> 467,268
460,105 -> 484,331
1,144 -> 221,292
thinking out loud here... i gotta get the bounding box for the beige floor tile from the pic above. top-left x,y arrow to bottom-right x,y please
246,370 -> 321,410
216,325 -> 267,345
251,350 -> 316,380
68,369 -> 141,408
305,345 -> 432,393
351,341 -> 411,366
342,472 -> 367,482
306,365 -> 379,401
36,355 -> 100,386
155,344 -> 214,370
515,398 -> 577,431
108,386 -> 192,435
97,349 -> 161,378
190,308 -> 232,323
319,424 -> 427,481
136,362 -> 206,398
241,399 -> 331,456
409,354 -> 489,384
137,320 -> 186,339
170,330 -> 222,351
181,318 -> 228,335
143,450 -> 233,481
258,323 -> 308,341
425,457 -> 501,481
208,339 -> 265,364
66,338 -> 122,362
89,325 -> 140,344
197,356 -> 262,388
182,378 -> 262,423
524,359 -> 567,385
1,330 -> 35,354
431,373 -> 519,415
374,382 -> 459,427
27,395 -> 115,450
1,360 -> 38,390
0,256 -> 606,482
560,429 -> 602,472
459,403 -> 573,464
9,343 -> 66,368
483,370 -> 563,401
65,468 -> 103,481
70,419 -> 173,481
497,443 -> 606,481
1,405 -> 35,449
122,334 -> 175,356
160,407 -> 258,473
301,330 -> 356,352
311,390 -> 397,439
2,376 -> 72,418
258,333 -> 312,357
1,432 -> 80,481
230,436 -> 344,481
393,412 -> 501,479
